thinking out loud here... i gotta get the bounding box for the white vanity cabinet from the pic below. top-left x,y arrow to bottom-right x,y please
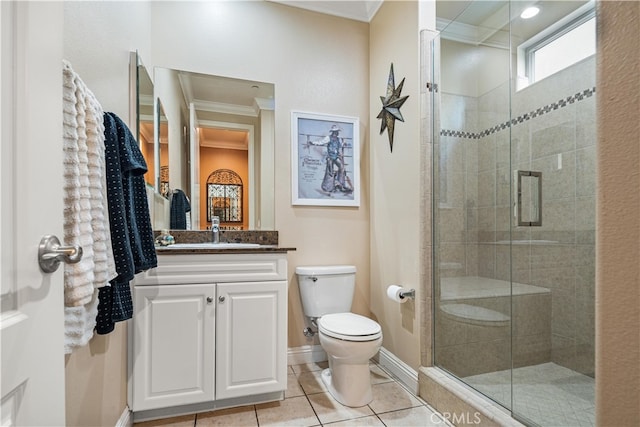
132,283 -> 216,411
130,252 -> 288,417
215,280 -> 287,400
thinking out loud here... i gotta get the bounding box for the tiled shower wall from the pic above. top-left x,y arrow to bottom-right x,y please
437,56 -> 596,376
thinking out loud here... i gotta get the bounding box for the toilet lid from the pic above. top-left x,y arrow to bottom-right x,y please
318,313 -> 382,342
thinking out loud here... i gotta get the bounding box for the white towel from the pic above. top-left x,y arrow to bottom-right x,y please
84,77 -> 116,287
64,289 -> 99,354
62,61 -> 116,303
63,61 -> 95,306
62,60 -> 117,353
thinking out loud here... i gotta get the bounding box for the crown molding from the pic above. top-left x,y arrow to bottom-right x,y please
268,0 -> 383,22
194,100 -> 258,117
255,97 -> 275,111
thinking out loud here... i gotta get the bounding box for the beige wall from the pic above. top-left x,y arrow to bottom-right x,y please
64,327 -> 128,426
369,1 -> 422,369
62,2 -> 370,425
596,1 -> 640,424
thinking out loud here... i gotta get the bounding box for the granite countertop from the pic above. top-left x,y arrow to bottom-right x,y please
154,230 -> 296,254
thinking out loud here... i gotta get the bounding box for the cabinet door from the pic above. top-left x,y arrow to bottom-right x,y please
216,281 -> 287,399
132,284 -> 215,411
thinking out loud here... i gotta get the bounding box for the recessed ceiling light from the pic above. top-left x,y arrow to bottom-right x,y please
521,6 -> 540,19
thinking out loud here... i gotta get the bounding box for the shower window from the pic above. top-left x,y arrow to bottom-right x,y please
517,5 -> 595,89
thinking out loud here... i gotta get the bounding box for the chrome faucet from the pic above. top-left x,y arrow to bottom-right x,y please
211,216 -> 220,243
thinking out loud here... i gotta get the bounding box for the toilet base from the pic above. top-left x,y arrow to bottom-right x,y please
320,363 -> 373,408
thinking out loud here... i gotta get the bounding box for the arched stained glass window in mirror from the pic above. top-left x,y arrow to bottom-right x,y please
207,169 -> 243,224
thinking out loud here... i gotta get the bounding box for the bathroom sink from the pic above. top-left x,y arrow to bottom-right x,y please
158,242 -> 262,249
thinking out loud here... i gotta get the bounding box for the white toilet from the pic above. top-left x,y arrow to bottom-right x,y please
295,265 -> 382,407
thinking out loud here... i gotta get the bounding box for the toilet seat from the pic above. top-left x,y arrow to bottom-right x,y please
318,313 -> 382,342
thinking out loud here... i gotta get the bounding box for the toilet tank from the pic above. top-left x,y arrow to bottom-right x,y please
295,265 -> 356,318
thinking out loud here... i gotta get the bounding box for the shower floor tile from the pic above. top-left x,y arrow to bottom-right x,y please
465,362 -> 595,427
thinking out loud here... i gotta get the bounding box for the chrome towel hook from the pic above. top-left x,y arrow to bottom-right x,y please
38,235 -> 83,273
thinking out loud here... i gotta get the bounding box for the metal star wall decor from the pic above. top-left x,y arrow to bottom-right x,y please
377,63 -> 409,152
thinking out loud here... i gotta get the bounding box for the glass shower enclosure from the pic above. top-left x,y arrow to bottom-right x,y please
431,1 -> 596,425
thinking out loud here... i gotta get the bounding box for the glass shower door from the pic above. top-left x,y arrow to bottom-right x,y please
432,1 -> 596,425
432,0 -> 513,409
509,1 -> 596,425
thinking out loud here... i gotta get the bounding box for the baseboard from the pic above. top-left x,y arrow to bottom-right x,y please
287,345 -> 327,366
374,346 -> 419,394
132,391 -> 284,423
115,406 -> 132,427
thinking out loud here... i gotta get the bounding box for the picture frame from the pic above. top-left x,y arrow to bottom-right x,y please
291,111 -> 360,207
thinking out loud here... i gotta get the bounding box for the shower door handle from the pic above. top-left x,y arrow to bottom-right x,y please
514,170 -> 542,227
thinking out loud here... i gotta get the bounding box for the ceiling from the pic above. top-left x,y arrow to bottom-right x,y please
268,0 -> 592,43
437,0 -> 592,47
266,0 -> 495,24
268,0 -> 384,22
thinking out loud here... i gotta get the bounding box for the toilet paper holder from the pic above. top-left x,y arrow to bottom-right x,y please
399,288 -> 415,300
386,285 -> 416,303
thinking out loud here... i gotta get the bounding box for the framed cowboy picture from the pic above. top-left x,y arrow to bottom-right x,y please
291,111 -> 360,207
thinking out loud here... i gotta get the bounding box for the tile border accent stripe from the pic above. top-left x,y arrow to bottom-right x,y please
440,87 -> 596,139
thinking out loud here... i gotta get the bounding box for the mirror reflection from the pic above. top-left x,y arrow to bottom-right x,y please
136,59 -> 155,188
154,67 -> 275,231
157,100 -> 169,198
207,168 -> 243,224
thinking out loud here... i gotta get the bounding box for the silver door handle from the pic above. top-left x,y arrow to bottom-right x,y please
38,235 -> 83,273
514,170 -> 542,227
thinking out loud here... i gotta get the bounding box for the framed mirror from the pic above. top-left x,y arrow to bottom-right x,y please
131,52 -> 173,230
154,67 -> 275,230
132,56 -> 276,231
131,52 -> 155,188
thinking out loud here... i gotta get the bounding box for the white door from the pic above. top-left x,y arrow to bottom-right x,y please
0,2 -> 65,426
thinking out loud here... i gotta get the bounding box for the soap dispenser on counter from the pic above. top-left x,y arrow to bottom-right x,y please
155,229 -> 175,247
211,216 -> 220,243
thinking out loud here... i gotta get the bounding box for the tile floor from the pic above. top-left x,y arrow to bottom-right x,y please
465,362 -> 595,426
135,361 -> 450,427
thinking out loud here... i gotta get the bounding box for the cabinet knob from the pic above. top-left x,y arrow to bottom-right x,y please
206,297 -> 213,304
218,296 -> 226,303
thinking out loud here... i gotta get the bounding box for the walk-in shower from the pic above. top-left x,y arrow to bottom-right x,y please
430,1 -> 596,425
